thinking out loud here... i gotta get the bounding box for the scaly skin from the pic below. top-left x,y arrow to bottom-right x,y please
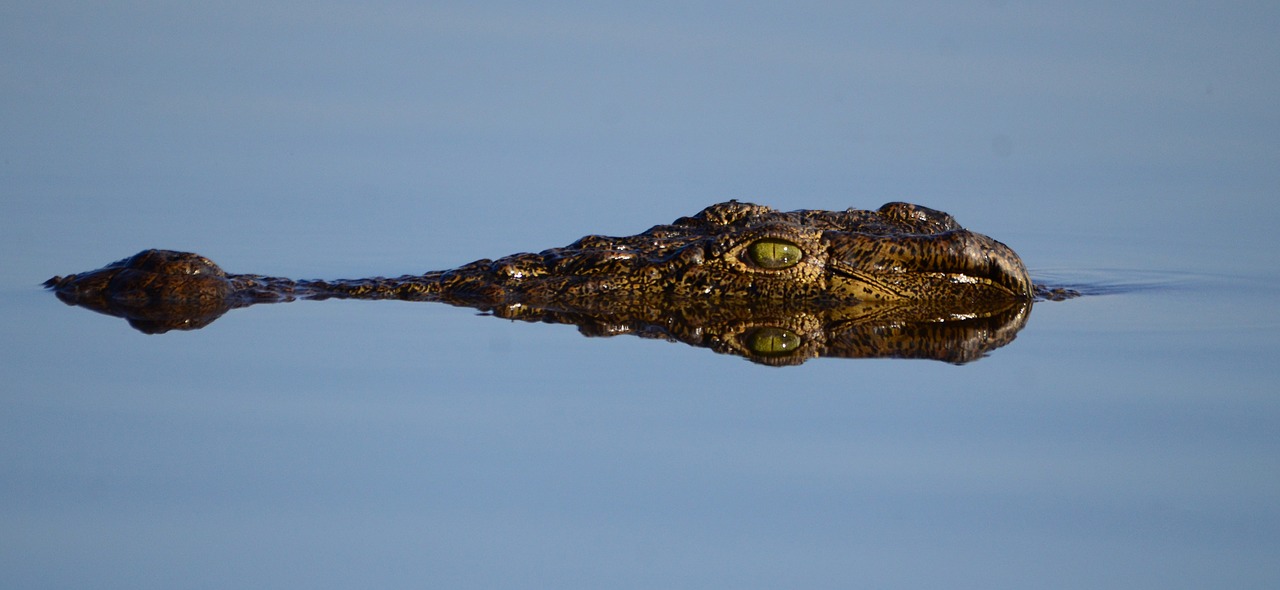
45,201 -> 1064,364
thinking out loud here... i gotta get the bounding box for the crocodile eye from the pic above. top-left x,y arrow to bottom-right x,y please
742,327 -> 803,357
746,239 -> 803,269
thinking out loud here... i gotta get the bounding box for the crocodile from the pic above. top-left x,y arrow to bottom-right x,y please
45,200 -> 1073,364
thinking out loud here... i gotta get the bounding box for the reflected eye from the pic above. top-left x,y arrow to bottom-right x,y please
742,327 -> 803,357
746,239 -> 803,269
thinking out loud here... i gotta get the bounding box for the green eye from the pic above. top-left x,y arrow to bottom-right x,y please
746,239 -> 803,269
743,327 -> 803,357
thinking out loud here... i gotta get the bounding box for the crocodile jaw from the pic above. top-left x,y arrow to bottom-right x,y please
824,229 -> 1033,302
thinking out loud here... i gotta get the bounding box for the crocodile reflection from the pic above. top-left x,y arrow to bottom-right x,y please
45,274 -> 1033,364
45,201 -> 1067,365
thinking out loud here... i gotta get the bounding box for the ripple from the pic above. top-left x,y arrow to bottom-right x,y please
1030,268 -> 1260,298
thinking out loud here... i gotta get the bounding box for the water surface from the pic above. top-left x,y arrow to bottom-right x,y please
3,2 -> 1278,589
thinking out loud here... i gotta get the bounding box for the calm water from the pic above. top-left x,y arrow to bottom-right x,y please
4,3 -> 1279,589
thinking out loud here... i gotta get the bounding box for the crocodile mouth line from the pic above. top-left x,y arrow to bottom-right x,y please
828,266 -> 910,301
828,260 -> 1028,302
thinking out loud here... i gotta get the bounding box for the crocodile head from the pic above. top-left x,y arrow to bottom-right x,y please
480,201 -> 1033,309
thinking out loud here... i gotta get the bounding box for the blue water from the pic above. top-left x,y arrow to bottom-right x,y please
3,3 -> 1279,588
